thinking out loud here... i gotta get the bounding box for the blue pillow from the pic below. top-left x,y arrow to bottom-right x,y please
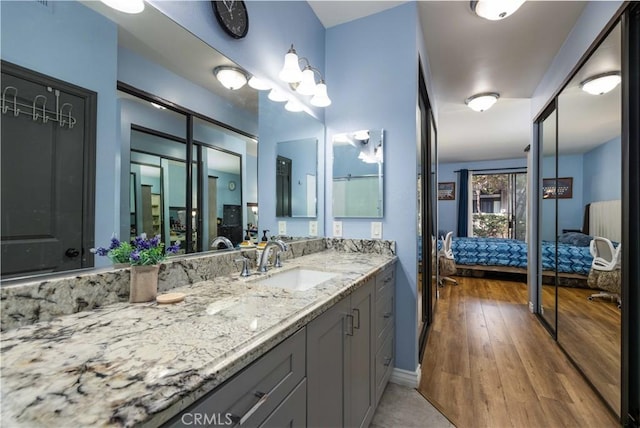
558,232 -> 593,247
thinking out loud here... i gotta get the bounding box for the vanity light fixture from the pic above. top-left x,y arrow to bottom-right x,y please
470,0 -> 525,21
214,66 -> 248,90
279,44 -> 331,107
248,76 -> 271,91
284,99 -> 304,112
465,92 -> 499,112
580,71 -> 621,95
268,88 -> 288,102
100,0 -> 145,14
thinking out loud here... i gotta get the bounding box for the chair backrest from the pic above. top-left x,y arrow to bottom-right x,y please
589,237 -> 620,271
442,231 -> 454,260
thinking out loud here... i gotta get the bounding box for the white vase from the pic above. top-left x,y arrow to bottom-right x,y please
129,265 -> 159,303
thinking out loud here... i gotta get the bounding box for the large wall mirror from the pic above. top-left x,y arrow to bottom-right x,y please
276,138 -> 317,218
332,129 -> 384,218
2,1 -> 324,276
538,22 -> 622,416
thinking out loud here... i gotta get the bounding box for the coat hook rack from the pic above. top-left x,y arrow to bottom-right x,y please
1,85 -> 76,129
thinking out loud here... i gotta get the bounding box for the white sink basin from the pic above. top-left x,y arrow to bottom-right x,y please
254,268 -> 339,291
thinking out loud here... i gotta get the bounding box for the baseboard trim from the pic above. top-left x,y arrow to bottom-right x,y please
390,365 -> 421,388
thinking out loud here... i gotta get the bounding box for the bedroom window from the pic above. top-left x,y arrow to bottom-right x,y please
470,172 -> 527,240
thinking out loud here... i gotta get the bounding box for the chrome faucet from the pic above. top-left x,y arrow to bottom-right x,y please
211,236 -> 234,250
258,240 -> 288,273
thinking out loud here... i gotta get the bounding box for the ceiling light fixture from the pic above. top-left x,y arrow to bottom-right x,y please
580,71 -> 621,95
248,76 -> 270,91
99,0 -> 145,14
150,102 -> 166,110
470,0 -> 525,21
278,44 -> 331,107
213,66 -> 248,90
465,92 -> 500,112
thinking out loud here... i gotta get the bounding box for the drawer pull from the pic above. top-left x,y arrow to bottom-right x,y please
230,391 -> 269,425
383,357 -> 392,367
346,314 -> 354,336
353,308 -> 360,329
383,311 -> 393,318
383,276 -> 392,284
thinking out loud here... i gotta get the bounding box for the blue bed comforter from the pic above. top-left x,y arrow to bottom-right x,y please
450,237 -> 592,275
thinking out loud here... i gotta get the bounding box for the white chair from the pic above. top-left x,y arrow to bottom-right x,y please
589,237 -> 621,271
438,231 -> 458,286
588,237 -> 621,307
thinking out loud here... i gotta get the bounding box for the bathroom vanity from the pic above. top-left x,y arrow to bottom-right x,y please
0,243 -> 396,427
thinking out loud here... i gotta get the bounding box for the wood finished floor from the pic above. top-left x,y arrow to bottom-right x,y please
418,276 -> 619,428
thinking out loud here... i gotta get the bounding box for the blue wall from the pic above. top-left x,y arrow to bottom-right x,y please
1,1 -> 118,266
325,3 -> 420,372
438,158 -> 527,236
583,136 -> 621,204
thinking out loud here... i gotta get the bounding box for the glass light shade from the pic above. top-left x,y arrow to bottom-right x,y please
268,88 -> 288,102
472,0 -> 525,21
279,51 -> 303,83
465,93 -> 499,112
284,99 -> 304,112
214,66 -> 247,90
296,68 -> 317,96
248,76 -> 270,91
100,0 -> 144,14
310,82 -> 331,107
580,72 -> 621,95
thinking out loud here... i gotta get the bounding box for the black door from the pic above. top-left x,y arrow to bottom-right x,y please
1,62 -> 96,277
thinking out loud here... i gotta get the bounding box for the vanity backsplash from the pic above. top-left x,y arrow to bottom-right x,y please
0,238 -> 395,331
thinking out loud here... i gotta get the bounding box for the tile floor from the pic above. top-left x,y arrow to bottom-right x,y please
371,383 -> 454,428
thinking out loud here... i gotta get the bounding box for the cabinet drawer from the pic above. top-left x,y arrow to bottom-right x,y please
375,330 -> 394,406
259,379 -> 306,428
375,265 -> 395,299
375,285 -> 394,350
165,328 -> 305,428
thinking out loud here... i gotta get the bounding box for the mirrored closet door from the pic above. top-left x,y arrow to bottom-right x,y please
556,23 -> 622,416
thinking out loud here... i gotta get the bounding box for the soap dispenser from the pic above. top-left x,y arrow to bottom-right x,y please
261,230 -> 269,242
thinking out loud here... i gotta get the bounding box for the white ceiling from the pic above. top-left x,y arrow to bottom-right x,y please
310,1 -> 598,163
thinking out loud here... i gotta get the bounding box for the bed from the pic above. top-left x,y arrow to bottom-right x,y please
452,237 -> 593,275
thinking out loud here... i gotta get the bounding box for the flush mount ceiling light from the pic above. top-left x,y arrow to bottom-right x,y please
150,102 -> 166,110
470,0 -> 525,21
248,76 -> 270,91
100,0 -> 145,14
214,66 -> 248,90
580,71 -> 621,95
279,44 -> 331,107
465,92 -> 499,112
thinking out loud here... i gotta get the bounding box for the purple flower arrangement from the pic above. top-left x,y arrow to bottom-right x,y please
91,233 -> 180,266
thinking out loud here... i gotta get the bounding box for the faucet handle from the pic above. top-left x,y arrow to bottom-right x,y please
234,257 -> 251,277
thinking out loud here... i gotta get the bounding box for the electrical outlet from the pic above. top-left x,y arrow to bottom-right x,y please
371,222 -> 382,239
309,221 -> 318,236
278,221 -> 287,235
333,221 -> 343,237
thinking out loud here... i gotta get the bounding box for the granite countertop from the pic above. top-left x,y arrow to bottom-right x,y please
1,250 -> 396,427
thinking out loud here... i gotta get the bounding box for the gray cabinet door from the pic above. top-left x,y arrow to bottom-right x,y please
259,379 -> 306,428
307,297 -> 350,428
346,279 -> 374,428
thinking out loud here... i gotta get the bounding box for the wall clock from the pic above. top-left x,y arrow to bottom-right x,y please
211,1 -> 249,39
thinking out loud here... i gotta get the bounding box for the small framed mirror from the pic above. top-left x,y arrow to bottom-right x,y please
332,129 -> 384,218
276,138 -> 318,218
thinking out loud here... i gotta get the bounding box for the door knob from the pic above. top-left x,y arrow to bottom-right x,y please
65,248 -> 80,258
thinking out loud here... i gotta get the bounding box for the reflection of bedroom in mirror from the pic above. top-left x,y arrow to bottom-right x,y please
332,129 -> 384,218
554,22 -> 622,417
